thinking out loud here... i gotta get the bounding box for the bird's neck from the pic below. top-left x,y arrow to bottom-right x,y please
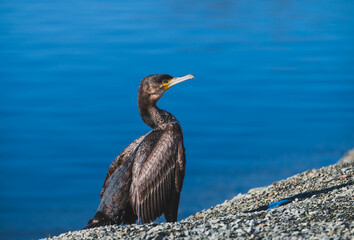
138,97 -> 177,129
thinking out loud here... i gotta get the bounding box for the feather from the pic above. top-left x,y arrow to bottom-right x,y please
150,187 -> 155,221
127,124 -> 186,224
155,184 -> 160,216
146,192 -> 151,222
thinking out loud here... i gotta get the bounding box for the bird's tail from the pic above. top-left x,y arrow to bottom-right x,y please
83,211 -> 113,229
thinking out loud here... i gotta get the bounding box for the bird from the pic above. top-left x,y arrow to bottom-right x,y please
84,74 -> 195,229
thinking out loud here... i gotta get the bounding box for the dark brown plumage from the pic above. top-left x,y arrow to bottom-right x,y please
85,74 -> 195,229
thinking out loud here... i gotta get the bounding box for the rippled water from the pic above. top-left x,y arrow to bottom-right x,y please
1,0 -> 354,239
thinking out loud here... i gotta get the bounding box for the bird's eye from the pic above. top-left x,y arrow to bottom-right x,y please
162,79 -> 169,84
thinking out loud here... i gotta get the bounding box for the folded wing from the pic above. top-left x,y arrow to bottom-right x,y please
129,125 -> 185,223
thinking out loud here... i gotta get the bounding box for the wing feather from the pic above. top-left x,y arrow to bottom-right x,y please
146,192 -> 151,221
175,140 -> 186,192
129,125 -> 181,223
142,199 -> 147,223
161,177 -> 166,212
150,188 -> 155,221
163,139 -> 186,222
156,183 -> 161,216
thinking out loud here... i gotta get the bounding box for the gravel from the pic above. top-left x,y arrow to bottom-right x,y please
44,149 -> 354,240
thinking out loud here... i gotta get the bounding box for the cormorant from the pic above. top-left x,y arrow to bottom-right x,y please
85,74 -> 195,228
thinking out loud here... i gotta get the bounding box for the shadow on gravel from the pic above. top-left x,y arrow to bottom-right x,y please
247,181 -> 353,213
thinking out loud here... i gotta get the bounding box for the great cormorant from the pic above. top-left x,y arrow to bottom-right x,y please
85,74 -> 195,228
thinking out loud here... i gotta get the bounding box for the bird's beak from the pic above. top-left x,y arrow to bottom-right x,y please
163,74 -> 195,90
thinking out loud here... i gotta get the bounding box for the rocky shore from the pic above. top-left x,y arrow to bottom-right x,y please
45,150 -> 354,240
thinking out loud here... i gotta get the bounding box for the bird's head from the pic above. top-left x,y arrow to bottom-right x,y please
139,74 -> 195,103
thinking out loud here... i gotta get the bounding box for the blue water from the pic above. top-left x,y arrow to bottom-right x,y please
1,0 -> 354,239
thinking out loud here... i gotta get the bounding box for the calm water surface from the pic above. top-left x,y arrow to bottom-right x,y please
1,0 -> 354,239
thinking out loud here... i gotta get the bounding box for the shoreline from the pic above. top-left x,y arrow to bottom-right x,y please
44,149 -> 354,239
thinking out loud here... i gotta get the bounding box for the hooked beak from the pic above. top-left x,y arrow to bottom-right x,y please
163,74 -> 195,91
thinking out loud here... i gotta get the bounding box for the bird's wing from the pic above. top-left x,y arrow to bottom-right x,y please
129,126 -> 182,223
175,140 -> 186,193
100,132 -> 150,198
164,139 -> 186,222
